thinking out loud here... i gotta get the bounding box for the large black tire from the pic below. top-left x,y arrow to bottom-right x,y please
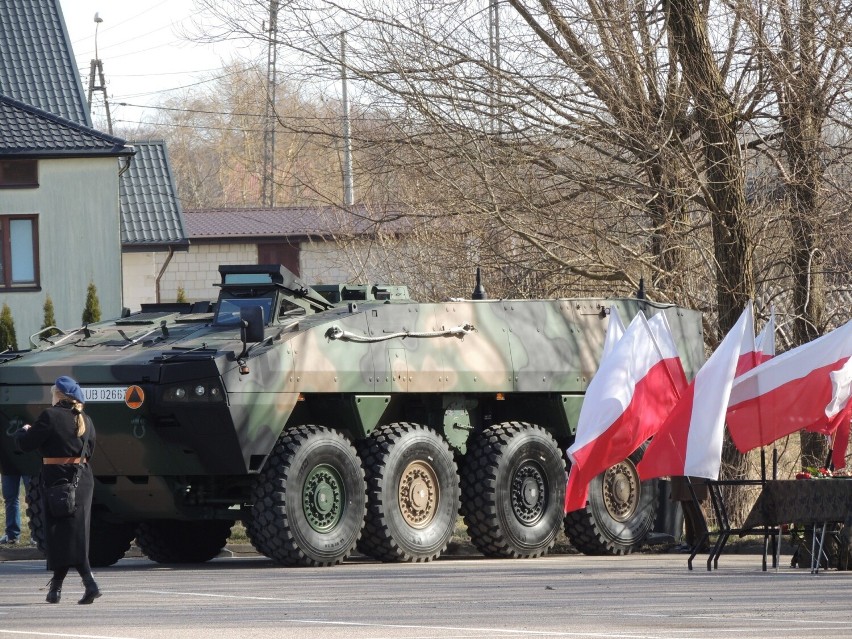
564,442 -> 659,555
247,424 -> 366,566
460,422 -> 567,558
89,518 -> 136,567
25,474 -> 45,553
135,519 -> 233,563
27,475 -> 133,566
357,422 -> 460,562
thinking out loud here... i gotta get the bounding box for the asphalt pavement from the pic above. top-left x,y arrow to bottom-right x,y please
2,545 -> 851,639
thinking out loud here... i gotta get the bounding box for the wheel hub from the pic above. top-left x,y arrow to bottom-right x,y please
398,460 -> 439,529
511,462 -> 546,525
303,464 -> 344,532
602,460 -> 640,522
314,482 -> 334,514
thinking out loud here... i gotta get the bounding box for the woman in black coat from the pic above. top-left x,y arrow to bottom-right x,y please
17,376 -> 100,605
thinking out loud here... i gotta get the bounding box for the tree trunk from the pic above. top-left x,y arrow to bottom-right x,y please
647,157 -> 690,296
664,0 -> 754,334
777,0 -> 828,471
664,0 -> 755,519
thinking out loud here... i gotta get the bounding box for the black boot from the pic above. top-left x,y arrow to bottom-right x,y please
45,579 -> 62,604
78,573 -> 101,605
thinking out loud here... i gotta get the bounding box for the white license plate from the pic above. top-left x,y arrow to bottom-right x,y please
83,387 -> 129,403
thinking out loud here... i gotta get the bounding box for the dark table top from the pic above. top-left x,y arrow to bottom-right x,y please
742,479 -> 852,529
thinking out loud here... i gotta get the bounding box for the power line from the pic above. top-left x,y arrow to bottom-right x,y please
115,102 -> 381,123
113,118 -> 279,133
76,65 -> 254,101
99,68 -> 226,78
64,2 -> 261,111
68,0 -> 183,57
111,111 -> 391,134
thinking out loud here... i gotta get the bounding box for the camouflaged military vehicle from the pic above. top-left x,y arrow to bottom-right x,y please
0,264 -> 703,567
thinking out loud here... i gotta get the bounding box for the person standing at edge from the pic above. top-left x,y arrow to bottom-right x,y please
16,376 -> 100,604
0,471 -> 30,545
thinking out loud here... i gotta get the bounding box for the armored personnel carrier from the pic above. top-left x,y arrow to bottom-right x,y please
0,264 -> 703,567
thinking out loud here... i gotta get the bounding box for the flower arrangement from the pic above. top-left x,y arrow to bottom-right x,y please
796,467 -> 834,479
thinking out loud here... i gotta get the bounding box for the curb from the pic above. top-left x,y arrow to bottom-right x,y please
0,541 -> 484,563
0,542 -> 261,563
0,539 -> 772,563
0,545 -> 43,561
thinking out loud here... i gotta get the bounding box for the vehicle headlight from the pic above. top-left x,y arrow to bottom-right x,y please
162,381 -> 225,404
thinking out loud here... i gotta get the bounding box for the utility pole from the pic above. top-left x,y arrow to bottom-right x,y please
488,0 -> 501,136
341,31 -> 355,207
87,13 -> 113,134
261,0 -> 279,208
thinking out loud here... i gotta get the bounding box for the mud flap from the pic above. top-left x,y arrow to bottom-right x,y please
646,478 -> 685,545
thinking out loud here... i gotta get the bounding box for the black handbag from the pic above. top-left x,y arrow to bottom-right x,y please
45,424 -> 90,518
46,475 -> 79,518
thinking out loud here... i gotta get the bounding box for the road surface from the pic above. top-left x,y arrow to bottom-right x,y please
1,551 -> 849,639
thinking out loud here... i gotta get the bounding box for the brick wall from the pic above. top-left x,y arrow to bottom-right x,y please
122,238 -> 399,312
123,243 -> 257,311
162,243 -> 257,304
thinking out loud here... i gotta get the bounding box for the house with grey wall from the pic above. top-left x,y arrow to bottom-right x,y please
0,0 -> 187,341
0,96 -> 133,345
0,0 -> 138,343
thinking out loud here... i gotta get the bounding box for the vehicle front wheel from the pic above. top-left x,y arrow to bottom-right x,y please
135,519 -> 233,563
247,424 -> 366,566
89,517 -> 135,567
25,475 -> 45,553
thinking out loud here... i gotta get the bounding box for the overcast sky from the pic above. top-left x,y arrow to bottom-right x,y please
59,0 -> 259,132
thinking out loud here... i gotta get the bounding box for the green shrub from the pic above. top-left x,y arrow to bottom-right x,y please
0,303 -> 17,350
41,296 -> 59,337
82,281 -> 101,324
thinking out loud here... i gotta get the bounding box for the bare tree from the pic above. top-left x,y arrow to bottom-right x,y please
177,0 -> 852,320
186,0 -> 726,306
737,0 -> 852,467
141,60 -> 363,208
664,0 -> 757,333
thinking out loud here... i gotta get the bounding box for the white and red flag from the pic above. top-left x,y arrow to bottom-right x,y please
602,306 -> 626,360
755,309 -> 776,357
637,303 -> 755,481
735,308 -> 775,376
564,311 -> 687,512
727,319 -> 852,453
826,358 -> 852,468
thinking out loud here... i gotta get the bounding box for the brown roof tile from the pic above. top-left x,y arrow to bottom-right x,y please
184,205 -> 410,239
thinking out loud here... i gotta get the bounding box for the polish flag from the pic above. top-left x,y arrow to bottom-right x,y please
826,359 -> 852,468
565,311 -> 687,512
735,308 -> 775,376
756,309 -> 776,358
602,306 -> 626,360
638,303 -> 755,481
647,311 -> 692,394
727,319 -> 852,453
